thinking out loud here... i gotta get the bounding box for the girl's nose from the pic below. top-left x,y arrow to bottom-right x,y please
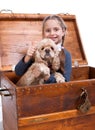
50,30 -> 54,35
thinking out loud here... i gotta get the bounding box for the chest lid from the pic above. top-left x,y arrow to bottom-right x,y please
0,13 -> 87,71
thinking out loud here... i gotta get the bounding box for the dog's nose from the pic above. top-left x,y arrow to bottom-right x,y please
45,49 -> 50,53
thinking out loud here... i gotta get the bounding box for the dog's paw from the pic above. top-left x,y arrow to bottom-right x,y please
31,63 -> 50,78
31,65 -> 42,78
40,63 -> 50,76
54,72 -> 65,83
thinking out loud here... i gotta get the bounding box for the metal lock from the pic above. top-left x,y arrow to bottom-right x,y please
77,88 -> 91,113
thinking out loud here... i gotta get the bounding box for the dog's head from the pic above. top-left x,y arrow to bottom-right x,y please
35,38 -> 60,71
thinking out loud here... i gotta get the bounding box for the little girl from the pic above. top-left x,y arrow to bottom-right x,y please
15,15 -> 72,83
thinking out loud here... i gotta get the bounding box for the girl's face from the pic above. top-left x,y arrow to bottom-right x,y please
43,19 -> 65,44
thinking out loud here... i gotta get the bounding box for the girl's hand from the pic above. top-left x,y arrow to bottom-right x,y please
27,41 -> 37,57
24,41 -> 37,63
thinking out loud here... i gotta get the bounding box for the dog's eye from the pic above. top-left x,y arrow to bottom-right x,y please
51,47 -> 54,50
41,47 -> 44,50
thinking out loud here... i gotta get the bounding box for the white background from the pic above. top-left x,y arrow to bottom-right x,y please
0,0 -> 95,122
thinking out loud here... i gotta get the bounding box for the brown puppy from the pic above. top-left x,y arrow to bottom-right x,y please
16,38 -> 65,86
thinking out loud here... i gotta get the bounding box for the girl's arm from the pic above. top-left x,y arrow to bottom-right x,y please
63,49 -> 72,81
15,56 -> 34,76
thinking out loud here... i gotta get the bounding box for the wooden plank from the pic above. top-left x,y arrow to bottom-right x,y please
16,79 -> 95,117
1,74 -> 18,130
18,106 -> 95,126
18,113 -> 95,130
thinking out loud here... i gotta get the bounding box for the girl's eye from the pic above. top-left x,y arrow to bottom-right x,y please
54,28 -> 59,31
45,29 -> 50,33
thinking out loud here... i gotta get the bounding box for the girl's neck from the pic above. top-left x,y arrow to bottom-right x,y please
56,42 -> 64,51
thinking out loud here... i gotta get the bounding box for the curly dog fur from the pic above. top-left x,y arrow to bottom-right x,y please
16,38 -> 65,86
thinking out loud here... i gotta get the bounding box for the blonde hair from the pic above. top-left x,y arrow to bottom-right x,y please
42,14 -> 67,46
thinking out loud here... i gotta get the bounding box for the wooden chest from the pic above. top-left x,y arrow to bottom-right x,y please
0,13 -> 95,130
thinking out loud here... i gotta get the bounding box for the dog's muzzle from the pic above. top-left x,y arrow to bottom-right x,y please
45,49 -> 50,54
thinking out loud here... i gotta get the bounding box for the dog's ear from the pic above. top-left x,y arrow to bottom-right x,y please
34,50 -> 43,62
52,51 -> 60,71
35,50 -> 47,65
59,49 -> 65,73
52,48 -> 65,73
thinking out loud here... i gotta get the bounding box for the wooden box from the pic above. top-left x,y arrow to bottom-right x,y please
0,13 -> 95,130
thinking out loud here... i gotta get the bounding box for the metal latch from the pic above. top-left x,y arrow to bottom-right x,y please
0,87 -> 12,97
